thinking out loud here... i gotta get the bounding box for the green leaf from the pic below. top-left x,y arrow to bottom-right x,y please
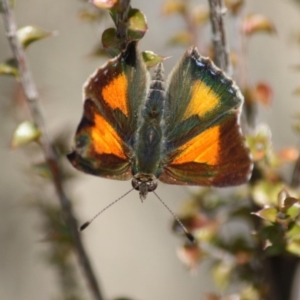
240,285 -> 260,300
282,197 -> 299,211
286,224 -> 300,255
287,223 -> 300,240
0,58 -> 18,77
246,124 -> 272,161
127,8 -> 148,40
211,262 -> 232,289
252,207 -> 278,222
141,51 -> 165,68
11,121 -> 41,149
286,204 -> 300,219
260,224 -> 286,254
101,27 -> 122,56
265,244 -> 285,256
251,181 -> 285,207
286,240 -> 300,256
17,26 -> 56,49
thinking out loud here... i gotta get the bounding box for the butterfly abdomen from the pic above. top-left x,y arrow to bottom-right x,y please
133,64 -> 166,176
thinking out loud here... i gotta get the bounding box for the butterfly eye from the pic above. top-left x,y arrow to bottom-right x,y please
131,177 -> 140,190
131,177 -> 158,191
147,180 -> 158,192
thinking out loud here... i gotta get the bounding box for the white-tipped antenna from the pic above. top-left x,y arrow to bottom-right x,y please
79,188 -> 135,231
153,191 -> 195,243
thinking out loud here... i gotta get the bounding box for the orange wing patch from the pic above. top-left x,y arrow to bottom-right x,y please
102,74 -> 129,116
183,81 -> 220,120
172,125 -> 220,165
92,113 -> 127,159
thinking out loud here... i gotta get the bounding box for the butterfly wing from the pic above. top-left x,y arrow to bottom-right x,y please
68,41 -> 149,180
159,47 -> 252,186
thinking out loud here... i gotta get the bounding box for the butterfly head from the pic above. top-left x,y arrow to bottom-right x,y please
132,173 -> 158,201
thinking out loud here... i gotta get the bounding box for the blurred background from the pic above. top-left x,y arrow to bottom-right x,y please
0,0 -> 300,299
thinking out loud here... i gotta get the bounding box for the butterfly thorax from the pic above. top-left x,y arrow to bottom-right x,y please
132,63 -> 165,185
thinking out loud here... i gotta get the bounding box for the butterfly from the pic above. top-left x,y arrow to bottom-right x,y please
67,41 -> 252,201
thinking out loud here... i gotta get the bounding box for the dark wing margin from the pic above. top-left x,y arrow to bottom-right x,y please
67,100 -> 132,179
159,46 -> 252,186
67,41 -> 149,180
159,113 -> 252,186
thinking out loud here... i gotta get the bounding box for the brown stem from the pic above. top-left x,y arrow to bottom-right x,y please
0,1 -> 103,299
207,0 -> 231,75
115,0 -> 131,43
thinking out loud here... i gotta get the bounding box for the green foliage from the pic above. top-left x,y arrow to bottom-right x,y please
2,0 -> 300,299
0,58 -> 18,76
17,25 -> 56,49
160,0 -> 300,298
80,0 -> 163,68
89,1 -> 148,56
141,51 -> 165,68
11,121 -> 41,148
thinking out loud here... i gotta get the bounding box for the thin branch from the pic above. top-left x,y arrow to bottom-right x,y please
115,0 -> 131,43
0,1 -> 103,300
207,0 -> 231,75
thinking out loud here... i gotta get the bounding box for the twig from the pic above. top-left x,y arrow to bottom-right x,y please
0,1 -> 103,300
207,0 -> 231,75
114,0 -> 130,42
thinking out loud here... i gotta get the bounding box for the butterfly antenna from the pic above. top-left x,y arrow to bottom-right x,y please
79,188 -> 135,231
153,191 -> 195,243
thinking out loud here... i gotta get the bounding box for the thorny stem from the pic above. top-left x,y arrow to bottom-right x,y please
0,1 -> 103,300
207,0 -> 231,75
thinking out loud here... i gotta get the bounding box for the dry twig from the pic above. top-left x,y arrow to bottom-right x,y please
208,0 -> 231,74
0,1 -> 103,299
